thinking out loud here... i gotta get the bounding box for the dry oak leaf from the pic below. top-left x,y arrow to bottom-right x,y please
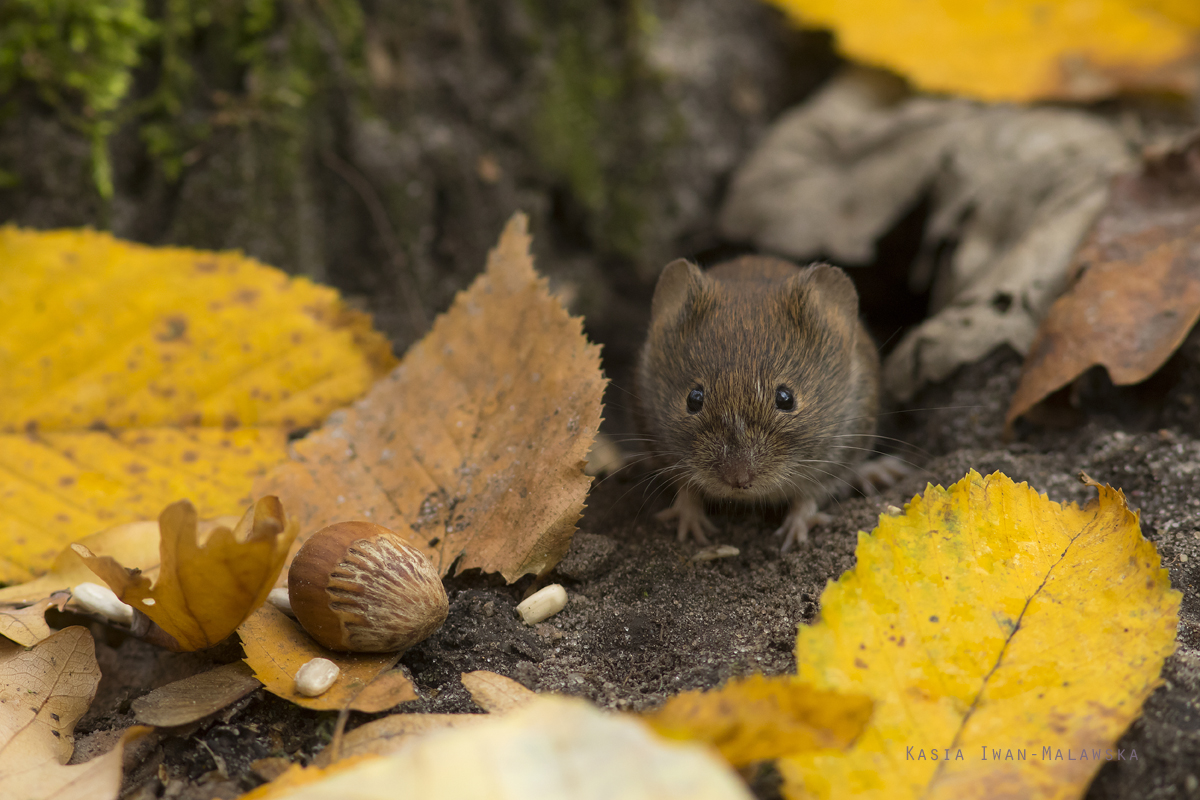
0,514 -> 236,605
1007,133 -> 1200,429
781,470 -> 1179,800
0,626 -> 152,799
73,496 -> 298,651
239,604 -> 418,712
255,212 -> 606,582
240,697 -> 753,800
768,0 -> 1200,103
0,592 -> 70,646
647,673 -> 872,768
0,227 -> 394,583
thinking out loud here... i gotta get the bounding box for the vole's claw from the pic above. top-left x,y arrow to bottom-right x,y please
657,487 -> 717,544
854,455 -> 910,494
775,498 -> 830,553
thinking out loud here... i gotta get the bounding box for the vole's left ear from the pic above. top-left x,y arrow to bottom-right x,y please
786,263 -> 860,322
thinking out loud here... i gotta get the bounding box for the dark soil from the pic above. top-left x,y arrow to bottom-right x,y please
68,342 -> 1200,800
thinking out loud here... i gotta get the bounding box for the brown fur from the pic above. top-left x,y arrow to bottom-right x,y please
635,255 -> 879,507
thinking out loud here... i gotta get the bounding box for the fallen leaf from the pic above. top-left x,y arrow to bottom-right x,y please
239,604 -> 418,712
0,515 -> 236,605
1007,132 -> 1200,428
255,212 -> 606,581
74,496 -> 298,651
460,670 -> 536,713
131,662 -> 261,726
0,228 -> 395,582
243,697 -> 753,800
312,714 -> 483,766
0,626 -> 151,799
0,592 -> 69,646
646,674 -> 872,767
719,69 -> 1132,401
781,470 -> 1179,799
768,0 -> 1200,102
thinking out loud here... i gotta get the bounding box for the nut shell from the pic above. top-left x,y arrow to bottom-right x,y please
288,521 -> 448,652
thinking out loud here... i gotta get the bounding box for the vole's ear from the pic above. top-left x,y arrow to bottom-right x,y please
788,263 -> 859,322
651,259 -> 709,325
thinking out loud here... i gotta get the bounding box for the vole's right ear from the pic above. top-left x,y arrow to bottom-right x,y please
651,259 -> 709,325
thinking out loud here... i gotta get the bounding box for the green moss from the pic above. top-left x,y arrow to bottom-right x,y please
0,0 -> 156,197
0,0 -> 364,200
526,0 -> 673,259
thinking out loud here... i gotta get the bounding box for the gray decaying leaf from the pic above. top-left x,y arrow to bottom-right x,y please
719,69 -> 1133,400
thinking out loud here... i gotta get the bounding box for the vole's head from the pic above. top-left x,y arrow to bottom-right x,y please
636,257 -> 863,502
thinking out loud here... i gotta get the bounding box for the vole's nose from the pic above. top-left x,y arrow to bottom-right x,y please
718,458 -> 754,490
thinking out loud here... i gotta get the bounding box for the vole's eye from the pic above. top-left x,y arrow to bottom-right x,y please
775,386 -> 796,412
686,387 -> 704,414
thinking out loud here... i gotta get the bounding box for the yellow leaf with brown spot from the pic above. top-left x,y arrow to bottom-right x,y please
768,0 -> 1200,102
239,604 -> 418,712
646,674 -> 872,768
255,212 -> 605,582
74,496 -> 298,651
0,626 -> 151,799
0,228 -> 395,582
781,471 -> 1179,800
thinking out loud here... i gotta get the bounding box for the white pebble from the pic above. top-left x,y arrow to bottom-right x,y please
295,658 -> 340,697
517,584 -> 568,625
72,582 -> 135,625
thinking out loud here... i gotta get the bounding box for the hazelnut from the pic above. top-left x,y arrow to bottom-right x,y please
288,521 -> 448,652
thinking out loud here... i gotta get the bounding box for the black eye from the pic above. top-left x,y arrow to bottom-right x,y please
775,386 -> 796,412
686,387 -> 704,414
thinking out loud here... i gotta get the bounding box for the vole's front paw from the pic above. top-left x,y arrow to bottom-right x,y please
656,487 -> 717,544
854,455 -> 911,496
775,497 -> 831,553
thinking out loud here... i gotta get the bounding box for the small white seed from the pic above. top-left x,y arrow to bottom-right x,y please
691,545 -> 739,563
295,658 -> 340,697
267,588 -> 294,616
72,582 -> 135,625
517,584 -> 567,625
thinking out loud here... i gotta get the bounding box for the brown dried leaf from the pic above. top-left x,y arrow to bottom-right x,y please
312,714 -> 482,766
255,212 -> 605,582
131,662 -> 261,727
239,604 -> 418,712
461,670 -> 536,713
0,627 -> 150,799
74,496 -> 298,651
0,592 -> 69,646
1008,133 -> 1200,427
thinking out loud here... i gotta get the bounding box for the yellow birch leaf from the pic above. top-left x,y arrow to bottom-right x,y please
73,496 -> 298,651
255,212 -> 605,581
782,470 -> 1180,800
0,626 -> 151,799
239,604 -> 418,712
0,228 -> 395,583
646,674 -> 873,767
768,0 -> 1200,102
